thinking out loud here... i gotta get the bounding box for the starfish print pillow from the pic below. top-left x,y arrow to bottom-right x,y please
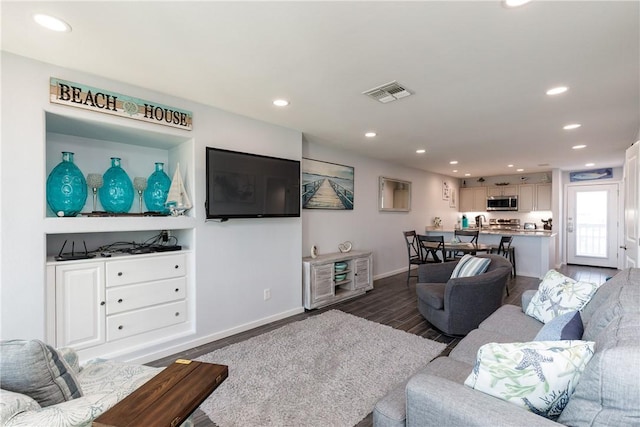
525,269 -> 600,324
464,340 -> 595,420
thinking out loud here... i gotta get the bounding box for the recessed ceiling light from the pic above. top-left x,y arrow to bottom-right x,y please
507,164 -> 514,168
563,123 -> 581,130
33,13 -> 71,32
365,132 -> 376,138
449,160 -> 458,165
452,170 -> 458,173
517,168 -> 524,172
416,149 -> 426,154
546,86 -> 568,96
504,0 -> 532,8
464,173 -> 471,177
273,99 -> 289,107
572,144 -> 587,149
585,163 -> 595,167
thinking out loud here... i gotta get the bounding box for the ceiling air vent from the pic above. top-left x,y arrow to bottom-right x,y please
362,81 -> 412,104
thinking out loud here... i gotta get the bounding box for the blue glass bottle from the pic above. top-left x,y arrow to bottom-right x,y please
46,152 -> 87,217
144,162 -> 171,214
99,157 -> 134,213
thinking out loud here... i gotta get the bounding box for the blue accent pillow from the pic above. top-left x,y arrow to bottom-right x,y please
534,311 -> 583,341
450,255 -> 491,278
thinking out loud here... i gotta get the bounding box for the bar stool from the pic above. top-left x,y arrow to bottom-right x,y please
490,236 -> 516,295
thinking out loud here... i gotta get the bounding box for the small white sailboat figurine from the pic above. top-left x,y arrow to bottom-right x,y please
165,163 -> 192,216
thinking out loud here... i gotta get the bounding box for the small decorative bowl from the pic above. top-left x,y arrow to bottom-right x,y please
334,262 -> 348,272
335,273 -> 347,281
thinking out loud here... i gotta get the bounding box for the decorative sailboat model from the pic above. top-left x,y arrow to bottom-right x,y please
165,163 -> 192,216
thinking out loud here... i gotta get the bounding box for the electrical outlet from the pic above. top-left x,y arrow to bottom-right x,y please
264,289 -> 271,300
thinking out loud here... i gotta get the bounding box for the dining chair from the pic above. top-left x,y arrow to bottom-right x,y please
451,229 -> 479,258
490,235 -> 516,295
403,231 -> 425,285
418,234 -> 447,263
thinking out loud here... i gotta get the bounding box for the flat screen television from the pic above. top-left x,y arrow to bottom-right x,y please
205,147 -> 300,220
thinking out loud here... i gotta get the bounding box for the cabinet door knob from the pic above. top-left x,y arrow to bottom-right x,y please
118,325 -> 123,330
174,265 -> 179,269
117,272 -> 123,276
117,298 -> 123,303
175,288 -> 179,292
100,301 -> 106,306
175,312 -> 180,317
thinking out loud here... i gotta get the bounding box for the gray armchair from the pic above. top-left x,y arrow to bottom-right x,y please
416,254 -> 512,336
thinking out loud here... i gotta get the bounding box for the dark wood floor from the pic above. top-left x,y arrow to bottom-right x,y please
149,263 -> 617,427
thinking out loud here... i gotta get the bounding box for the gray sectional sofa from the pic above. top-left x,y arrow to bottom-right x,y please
374,268 -> 640,426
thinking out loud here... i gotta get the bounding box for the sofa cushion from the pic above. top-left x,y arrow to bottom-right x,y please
478,304 -> 543,341
0,340 -> 83,407
0,389 -> 41,426
448,328 -> 519,365
464,340 -> 595,421
450,255 -> 491,278
558,280 -> 640,426
416,283 -> 445,309
580,268 -> 631,325
534,311 -> 583,341
525,269 -> 600,323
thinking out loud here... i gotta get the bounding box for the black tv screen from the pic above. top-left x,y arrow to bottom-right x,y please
205,147 -> 301,219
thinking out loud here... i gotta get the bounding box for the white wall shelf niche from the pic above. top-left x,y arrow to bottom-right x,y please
45,111 -> 195,223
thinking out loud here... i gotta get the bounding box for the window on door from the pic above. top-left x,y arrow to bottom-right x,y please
575,190 -> 608,258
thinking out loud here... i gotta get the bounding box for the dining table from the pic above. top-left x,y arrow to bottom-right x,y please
420,238 -> 492,262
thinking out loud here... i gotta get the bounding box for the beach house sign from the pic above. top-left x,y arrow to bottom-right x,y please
50,78 -> 193,130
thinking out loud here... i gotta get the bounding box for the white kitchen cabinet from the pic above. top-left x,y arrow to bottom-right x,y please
303,251 -> 373,309
536,184 -> 552,211
49,252 -> 191,360
519,183 -> 551,212
55,262 -> 105,350
460,187 -> 488,212
487,186 -> 517,197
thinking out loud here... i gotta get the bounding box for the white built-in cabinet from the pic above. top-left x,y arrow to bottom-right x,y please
460,183 -> 552,213
302,251 -> 373,309
459,187 -> 488,212
48,252 -> 190,360
519,183 -> 552,212
44,110 -> 196,360
487,186 -> 517,197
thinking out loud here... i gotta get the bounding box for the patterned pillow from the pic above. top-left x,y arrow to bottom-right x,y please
0,339 -> 83,407
535,311 -> 584,341
450,254 -> 491,278
525,270 -> 599,323
464,340 -> 595,420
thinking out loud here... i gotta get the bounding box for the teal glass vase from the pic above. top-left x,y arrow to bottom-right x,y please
99,157 -> 134,213
144,162 -> 171,214
46,152 -> 87,217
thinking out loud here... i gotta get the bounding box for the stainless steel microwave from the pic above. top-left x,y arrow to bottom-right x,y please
487,195 -> 518,211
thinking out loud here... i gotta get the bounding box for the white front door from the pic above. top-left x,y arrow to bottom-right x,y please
623,142 -> 639,268
566,183 -> 619,268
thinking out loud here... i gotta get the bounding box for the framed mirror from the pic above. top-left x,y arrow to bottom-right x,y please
379,176 -> 411,212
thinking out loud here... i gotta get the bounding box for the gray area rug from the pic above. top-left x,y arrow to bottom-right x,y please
196,310 -> 446,426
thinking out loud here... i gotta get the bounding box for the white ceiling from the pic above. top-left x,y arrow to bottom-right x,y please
2,1 -> 639,178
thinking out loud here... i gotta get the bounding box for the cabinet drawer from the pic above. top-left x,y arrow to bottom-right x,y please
107,300 -> 187,341
106,277 -> 186,315
106,254 -> 186,287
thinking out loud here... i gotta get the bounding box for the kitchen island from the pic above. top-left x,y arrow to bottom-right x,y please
424,228 -> 557,279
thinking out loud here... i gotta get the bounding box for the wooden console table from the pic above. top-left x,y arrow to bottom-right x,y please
93,360 -> 228,427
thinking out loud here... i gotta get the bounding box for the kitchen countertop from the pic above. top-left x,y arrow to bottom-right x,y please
426,228 -> 556,237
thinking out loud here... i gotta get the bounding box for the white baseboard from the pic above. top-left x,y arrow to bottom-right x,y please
374,266 -> 410,281
125,307 -> 305,364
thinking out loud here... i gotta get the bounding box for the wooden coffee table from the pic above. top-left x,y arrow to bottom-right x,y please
93,359 -> 228,427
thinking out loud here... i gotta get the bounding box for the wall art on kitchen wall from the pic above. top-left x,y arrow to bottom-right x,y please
302,158 -> 354,210
442,181 -> 450,200
569,168 -> 613,182
449,189 -> 457,208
